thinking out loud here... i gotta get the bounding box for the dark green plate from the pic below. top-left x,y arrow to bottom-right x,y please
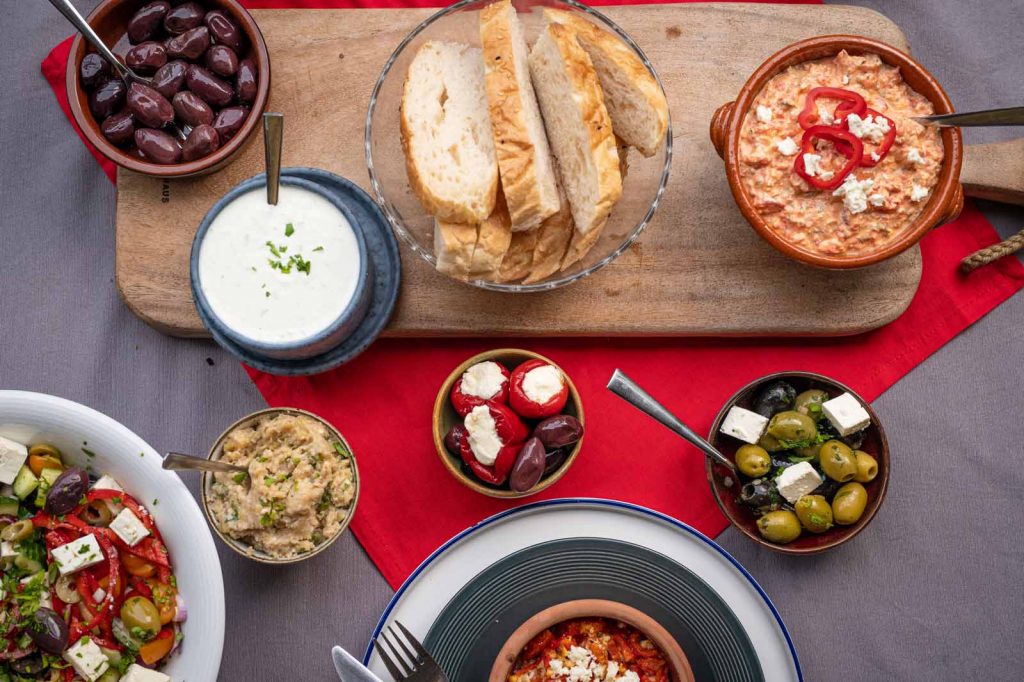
424,537 -> 764,682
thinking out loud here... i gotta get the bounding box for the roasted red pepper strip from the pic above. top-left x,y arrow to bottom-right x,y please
112,535 -> 171,568
449,361 -> 510,417
458,439 -> 520,486
69,531 -> 120,643
798,87 -> 867,129
836,108 -> 897,167
794,126 -> 864,191
508,360 -> 569,419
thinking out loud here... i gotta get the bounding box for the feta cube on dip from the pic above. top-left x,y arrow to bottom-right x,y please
822,392 -> 871,436
719,406 -> 768,444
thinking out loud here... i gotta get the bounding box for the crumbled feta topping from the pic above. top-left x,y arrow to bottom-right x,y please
832,174 -> 875,214
546,645 -> 646,682
756,105 -> 773,123
870,151 -> 881,163
869,193 -> 886,207
776,137 -> 799,156
802,153 -> 823,176
906,147 -> 925,165
460,361 -> 506,400
846,112 -> 892,143
842,74 -> 851,85
910,184 -> 929,202
817,104 -> 835,125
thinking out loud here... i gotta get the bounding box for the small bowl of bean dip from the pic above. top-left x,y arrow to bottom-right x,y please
710,35 -> 964,269
201,407 -> 359,564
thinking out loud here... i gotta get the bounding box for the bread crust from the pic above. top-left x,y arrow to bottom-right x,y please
544,8 -> 669,157
524,185 -> 574,283
468,190 -> 513,279
481,1 -> 559,231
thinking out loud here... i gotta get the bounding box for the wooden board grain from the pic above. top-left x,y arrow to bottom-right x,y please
116,2 -> 921,338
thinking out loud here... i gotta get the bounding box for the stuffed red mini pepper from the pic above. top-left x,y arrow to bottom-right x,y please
450,360 -> 511,417
509,360 -> 569,419
459,401 -> 529,485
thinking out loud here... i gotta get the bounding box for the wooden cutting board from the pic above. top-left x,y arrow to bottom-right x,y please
116,2 -> 923,338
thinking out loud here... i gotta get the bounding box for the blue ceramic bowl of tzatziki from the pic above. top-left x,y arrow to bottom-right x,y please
191,172 -> 373,360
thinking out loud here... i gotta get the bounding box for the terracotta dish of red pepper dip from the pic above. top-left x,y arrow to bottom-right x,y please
738,50 -> 944,258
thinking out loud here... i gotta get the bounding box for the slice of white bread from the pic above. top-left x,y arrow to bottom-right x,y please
561,136 -> 630,270
497,229 -> 538,282
524,184 -> 574,283
401,41 -> 498,224
543,8 -> 669,157
529,23 -> 622,236
434,219 -> 479,281
469,190 -> 513,279
480,0 -> 560,232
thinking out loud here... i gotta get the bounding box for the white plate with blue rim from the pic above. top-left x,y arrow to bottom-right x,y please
363,498 -> 801,681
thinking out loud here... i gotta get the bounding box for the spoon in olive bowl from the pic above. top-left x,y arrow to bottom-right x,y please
607,369 -> 737,473
46,0 -> 192,141
914,106 -> 1024,127
162,452 -> 248,476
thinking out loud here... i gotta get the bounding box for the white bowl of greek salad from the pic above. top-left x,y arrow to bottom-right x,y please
0,391 -> 224,682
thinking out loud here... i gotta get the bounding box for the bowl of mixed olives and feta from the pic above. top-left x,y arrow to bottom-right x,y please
706,371 -> 889,554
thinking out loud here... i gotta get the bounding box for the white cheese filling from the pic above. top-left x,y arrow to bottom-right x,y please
464,405 -> 502,466
522,365 -> 564,404
460,361 -> 506,400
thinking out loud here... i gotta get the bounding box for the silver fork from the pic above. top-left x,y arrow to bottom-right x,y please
374,621 -> 449,682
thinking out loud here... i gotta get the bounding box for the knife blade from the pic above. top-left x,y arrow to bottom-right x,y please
914,106 -> 1024,127
332,646 -> 384,682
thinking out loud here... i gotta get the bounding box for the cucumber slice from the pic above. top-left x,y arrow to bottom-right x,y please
12,466 -> 38,501
0,496 -> 19,517
34,467 -> 63,508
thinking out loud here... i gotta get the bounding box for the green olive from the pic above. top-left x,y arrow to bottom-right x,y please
819,440 -> 858,482
97,670 -> 121,682
854,451 -> 879,483
794,443 -> 821,460
793,389 -> 828,422
756,510 -> 802,544
735,444 -> 771,478
767,411 -> 818,443
120,596 -> 161,640
832,482 -> 868,525
1,520 -> 35,543
794,495 -> 834,533
757,432 -> 785,453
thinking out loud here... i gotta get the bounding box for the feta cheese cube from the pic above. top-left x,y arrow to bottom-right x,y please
51,535 -> 105,575
0,436 -> 29,485
823,392 -> 871,436
775,462 -> 822,504
120,664 -> 171,682
64,637 -> 110,682
109,508 -> 150,547
91,474 -> 123,493
1,541 -> 17,560
720,406 -> 768,444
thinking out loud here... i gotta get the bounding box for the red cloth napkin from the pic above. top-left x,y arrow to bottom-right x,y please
42,1 -> 1024,590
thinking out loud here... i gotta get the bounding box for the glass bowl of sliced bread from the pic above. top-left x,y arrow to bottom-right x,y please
365,0 -> 672,291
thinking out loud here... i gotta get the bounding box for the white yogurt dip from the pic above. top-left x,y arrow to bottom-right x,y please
198,184 -> 361,344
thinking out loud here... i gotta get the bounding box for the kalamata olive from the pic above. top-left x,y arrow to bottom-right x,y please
532,414 -> 584,449
152,60 -> 188,99
45,467 -> 89,516
542,449 -> 567,477
171,90 -> 213,126
509,437 -> 545,492
125,41 -> 167,75
88,78 -> 126,119
212,105 -> 249,142
204,10 -> 245,52
444,424 -> 468,456
738,479 -> 784,516
186,64 -> 234,107
127,82 -> 174,128
164,2 -> 205,34
752,380 -> 797,418
841,429 -> 866,451
135,129 -> 182,164
128,1 -> 170,43
235,58 -> 258,104
181,124 -> 220,161
10,657 -> 45,675
26,608 -> 69,655
205,44 -> 239,77
166,26 -> 210,60
80,53 -> 110,89
101,112 -> 135,146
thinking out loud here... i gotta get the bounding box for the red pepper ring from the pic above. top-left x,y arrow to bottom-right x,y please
834,108 -> 897,167
797,87 -> 867,129
793,126 -> 864,191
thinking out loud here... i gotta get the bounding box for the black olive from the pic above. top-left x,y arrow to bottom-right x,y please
45,467 -> 89,516
752,381 -> 797,418
11,656 -> 46,675
841,429 -> 866,450
738,479 -> 784,516
26,608 -> 69,655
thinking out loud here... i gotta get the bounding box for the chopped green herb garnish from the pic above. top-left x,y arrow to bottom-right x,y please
231,472 -> 248,485
313,246 -> 324,252
82,448 -> 96,458
285,223 -> 295,237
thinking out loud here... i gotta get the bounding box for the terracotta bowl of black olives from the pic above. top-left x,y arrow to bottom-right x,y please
706,371 -> 890,555
432,349 -> 585,499
65,0 -> 270,177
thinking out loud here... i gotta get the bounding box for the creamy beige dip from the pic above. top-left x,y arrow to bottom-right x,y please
207,413 -> 356,559
739,51 -> 944,257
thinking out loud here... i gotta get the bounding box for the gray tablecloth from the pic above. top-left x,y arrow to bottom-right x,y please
2,1 -> 1022,680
